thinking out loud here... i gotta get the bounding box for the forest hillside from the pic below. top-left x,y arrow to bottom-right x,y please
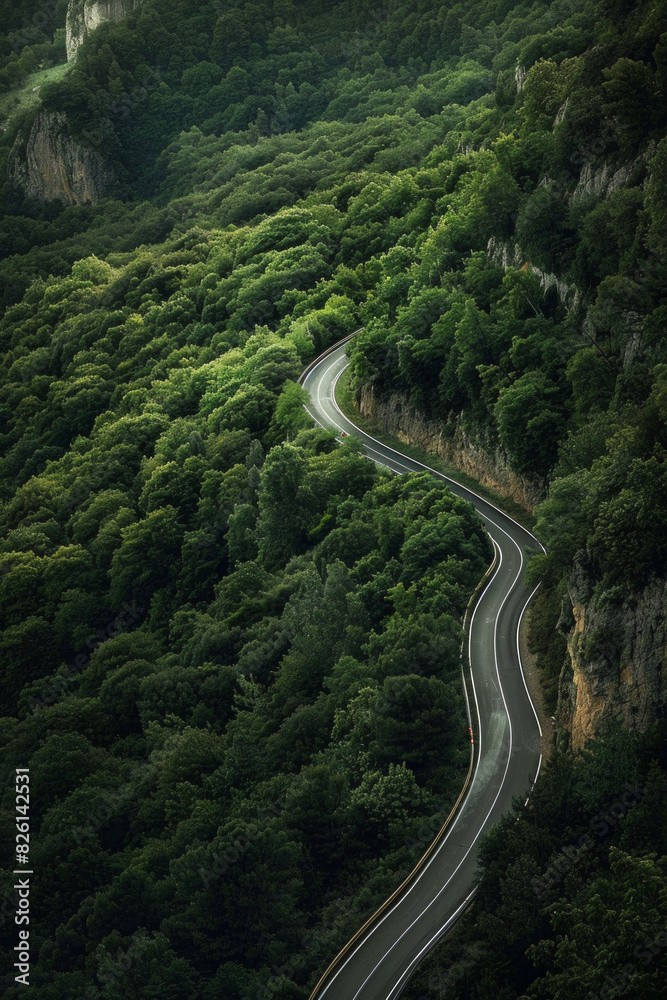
1,2 -> 667,998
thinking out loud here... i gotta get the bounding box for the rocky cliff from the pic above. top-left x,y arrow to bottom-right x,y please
356,385 -> 666,748
66,0 -> 145,60
8,110 -> 114,205
571,159 -> 637,205
357,385 -> 544,511
558,554 -> 666,749
487,236 -> 581,311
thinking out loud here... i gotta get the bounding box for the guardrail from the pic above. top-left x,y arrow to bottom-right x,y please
297,329 -> 363,386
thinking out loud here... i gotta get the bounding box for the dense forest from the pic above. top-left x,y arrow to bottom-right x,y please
1,0 -> 667,997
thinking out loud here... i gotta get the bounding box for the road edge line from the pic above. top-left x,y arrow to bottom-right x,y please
304,336 -> 503,1000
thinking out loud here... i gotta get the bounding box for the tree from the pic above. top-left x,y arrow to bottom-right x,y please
139,460 -> 203,520
602,57 -> 656,156
271,380 -> 312,438
28,732 -> 108,821
495,371 -> 568,479
566,348 -> 617,416
79,631 -> 161,698
227,503 -> 259,566
217,384 -> 276,438
528,850 -> 667,1000
42,545 -> 97,613
646,136 -> 667,256
94,930 -> 200,1000
256,444 -> 309,568
99,659 -> 158,733
0,551 -> 44,628
520,59 -> 574,131
532,471 -> 590,573
351,762 -> 428,847
70,490 -> 133,544
0,616 -> 59,715
371,674 -> 464,780
367,611 -> 461,681
109,507 -> 185,608
166,822 -> 305,966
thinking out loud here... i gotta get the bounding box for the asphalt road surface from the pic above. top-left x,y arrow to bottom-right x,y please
301,338 -> 544,1000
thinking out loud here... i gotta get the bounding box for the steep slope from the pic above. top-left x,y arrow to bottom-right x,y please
8,108 -> 114,203
0,1 -> 666,998
303,338 -> 543,999
66,0 -> 146,61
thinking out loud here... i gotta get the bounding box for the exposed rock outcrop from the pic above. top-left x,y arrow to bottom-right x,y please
559,553 -> 666,749
8,110 -> 114,205
357,385 -> 543,511
355,386 -> 666,749
487,237 -> 581,311
571,160 -> 636,205
66,0 -> 145,61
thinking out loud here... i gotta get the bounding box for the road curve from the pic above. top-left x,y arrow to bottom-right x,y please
300,337 -> 545,1000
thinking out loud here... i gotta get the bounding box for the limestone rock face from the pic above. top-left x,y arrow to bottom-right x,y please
571,160 -> 636,205
487,237 -> 581,311
559,553 -> 667,749
358,385 -> 543,511
66,0 -> 145,60
354,388 -> 667,747
8,110 -> 114,205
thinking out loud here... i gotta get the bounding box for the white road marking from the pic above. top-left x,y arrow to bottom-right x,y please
303,342 -> 545,1000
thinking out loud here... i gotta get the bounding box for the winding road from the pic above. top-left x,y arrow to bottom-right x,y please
300,336 -> 545,1000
